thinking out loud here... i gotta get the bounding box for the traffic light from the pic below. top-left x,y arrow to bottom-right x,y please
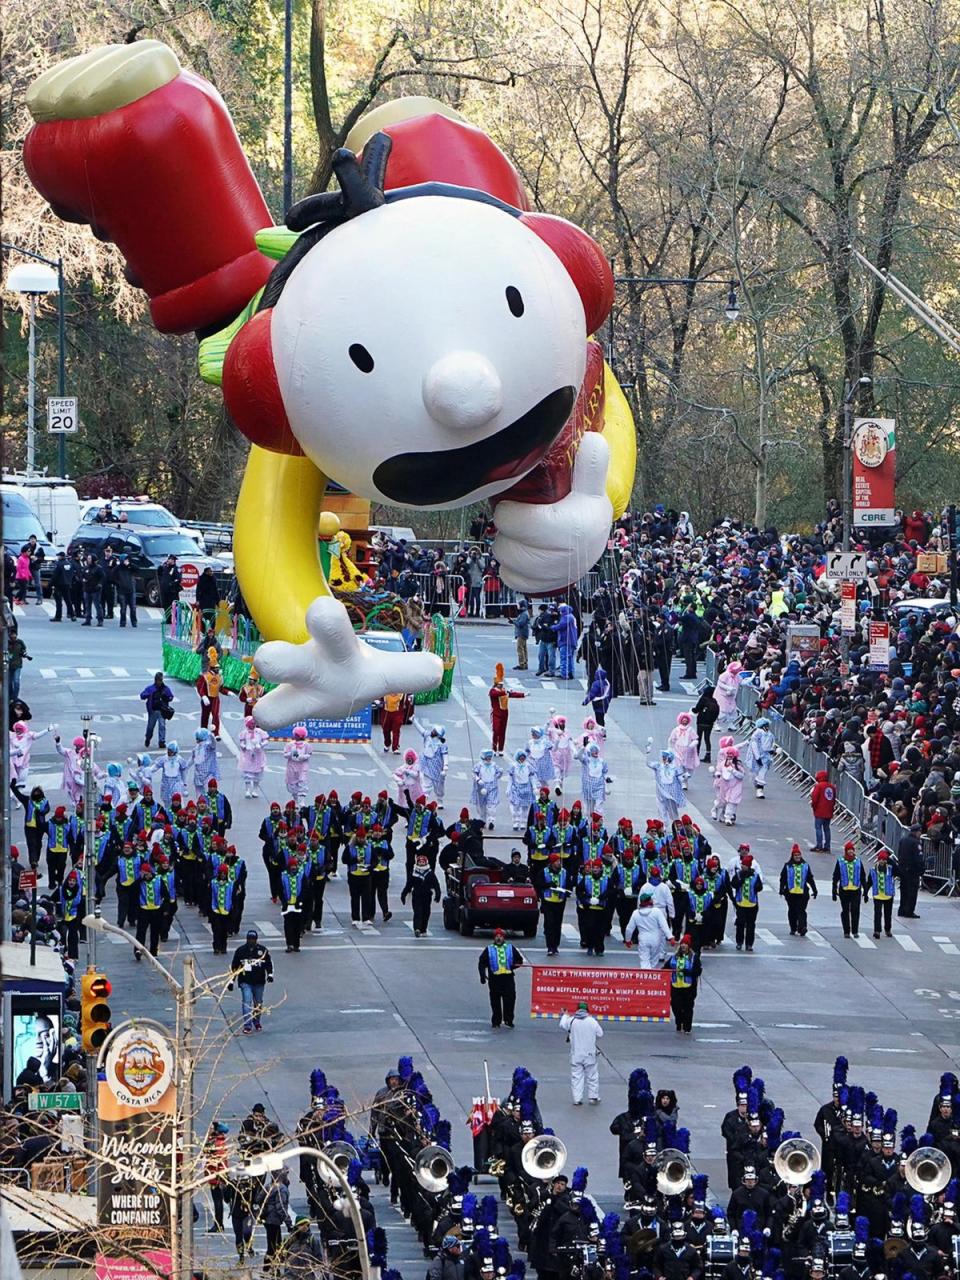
81,970 -> 112,1054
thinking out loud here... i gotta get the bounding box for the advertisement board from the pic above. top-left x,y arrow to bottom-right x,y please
95,1250 -> 173,1280
97,1025 -> 176,1245
10,992 -> 62,1089
852,417 -> 897,526
530,965 -> 671,1022
785,624 -> 821,666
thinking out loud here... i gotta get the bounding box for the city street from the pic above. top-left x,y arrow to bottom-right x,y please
10,602 -> 960,1232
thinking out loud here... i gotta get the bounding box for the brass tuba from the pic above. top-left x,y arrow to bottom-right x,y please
774,1138 -> 821,1187
318,1140 -> 360,1185
415,1145 -> 456,1193
521,1135 -> 568,1180
656,1148 -> 693,1196
904,1147 -> 951,1195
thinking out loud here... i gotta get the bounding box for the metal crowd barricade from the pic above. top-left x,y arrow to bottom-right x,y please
479,574 -> 518,619
705,647 -> 720,686
924,840 -> 958,895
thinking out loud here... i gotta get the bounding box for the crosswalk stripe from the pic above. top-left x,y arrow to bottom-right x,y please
854,934 -> 877,949
756,928 -> 782,948
110,666 -> 129,677
805,929 -> 830,948
939,942 -> 960,955
77,667 -> 95,678
467,675 -> 485,688
561,923 -> 581,941
892,934 -> 920,952
40,668 -> 57,680
542,680 -> 558,689
254,920 -> 282,938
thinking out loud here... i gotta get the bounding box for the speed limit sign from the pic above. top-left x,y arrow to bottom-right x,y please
47,396 -> 78,434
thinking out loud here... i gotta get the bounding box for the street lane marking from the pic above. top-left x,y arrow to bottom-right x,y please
405,921 -> 433,937
77,668 -> 95,678
110,667 -> 129,677
933,935 -> 949,941
561,924 -> 582,941
892,934 -> 921,952
805,930 -> 830,948
468,676 -> 485,688
853,934 -> 876,948
869,1047 -> 918,1054
254,920 -> 282,937
757,928 -> 782,948
542,680 -> 557,689
939,942 -> 960,955
40,668 -> 57,679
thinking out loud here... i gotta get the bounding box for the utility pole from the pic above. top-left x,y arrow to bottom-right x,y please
949,505 -> 958,609
840,376 -> 871,668
180,955 -> 196,1280
81,714 -> 99,1186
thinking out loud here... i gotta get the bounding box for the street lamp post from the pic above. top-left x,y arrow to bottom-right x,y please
3,243 -> 68,475
607,273 -> 741,371
82,914 -> 196,1280
840,375 -> 872,665
226,1146 -> 373,1280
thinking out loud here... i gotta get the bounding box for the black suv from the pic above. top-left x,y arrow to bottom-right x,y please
66,526 -> 232,606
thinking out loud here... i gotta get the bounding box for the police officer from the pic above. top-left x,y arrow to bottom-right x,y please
478,929 -> 525,1029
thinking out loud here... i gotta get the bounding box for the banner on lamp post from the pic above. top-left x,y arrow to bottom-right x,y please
96,1024 -> 176,1253
852,417 -> 896,526
869,621 -> 891,671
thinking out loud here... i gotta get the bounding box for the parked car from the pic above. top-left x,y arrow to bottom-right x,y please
1,491 -> 61,587
180,519 -> 233,556
78,497 -> 204,548
66,526 -> 232,606
442,854 -> 539,938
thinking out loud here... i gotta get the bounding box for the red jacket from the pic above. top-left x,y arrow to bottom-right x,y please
810,772 -> 836,819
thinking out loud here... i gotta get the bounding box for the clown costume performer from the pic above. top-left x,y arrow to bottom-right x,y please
191,728 -> 220,791
10,721 -> 52,786
743,717 -> 775,799
102,762 -> 125,807
128,753 -> 155,794
283,726 -> 312,807
393,749 -> 424,804
713,745 -> 745,825
645,748 -> 685,826
508,748 -> 536,831
547,714 -> 575,787
527,725 -> 556,790
147,742 -> 191,809
715,661 -> 743,724
238,716 -> 269,797
667,713 -> 699,789
581,716 -> 605,749
576,741 -> 610,815
55,735 -> 99,805
413,719 -> 448,807
471,750 -> 503,829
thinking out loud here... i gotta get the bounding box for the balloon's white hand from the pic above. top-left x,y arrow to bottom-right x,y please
492,433 -> 613,593
253,597 -> 443,730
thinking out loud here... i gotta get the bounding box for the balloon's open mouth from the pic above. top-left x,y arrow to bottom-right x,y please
372,386 -> 576,505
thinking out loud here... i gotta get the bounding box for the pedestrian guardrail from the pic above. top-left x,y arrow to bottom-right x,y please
725,664 -> 957,895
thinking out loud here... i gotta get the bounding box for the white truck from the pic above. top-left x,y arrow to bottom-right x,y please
1,474 -> 81,547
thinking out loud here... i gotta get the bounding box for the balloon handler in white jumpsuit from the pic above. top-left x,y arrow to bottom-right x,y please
559,1002 -> 604,1105
622,888 -> 673,968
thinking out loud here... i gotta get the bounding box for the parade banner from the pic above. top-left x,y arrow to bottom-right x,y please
852,417 -> 897,526
530,966 -> 670,1022
268,707 -> 373,744
97,1025 -> 176,1249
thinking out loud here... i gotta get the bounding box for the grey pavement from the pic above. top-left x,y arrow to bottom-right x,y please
8,600 -> 960,1257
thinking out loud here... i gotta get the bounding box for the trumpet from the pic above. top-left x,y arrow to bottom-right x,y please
415,1144 -> 455,1193
904,1147 -> 951,1195
774,1138 -> 821,1187
656,1148 -> 693,1196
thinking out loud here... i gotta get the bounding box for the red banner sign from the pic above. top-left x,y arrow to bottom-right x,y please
530,965 -> 670,1022
852,417 -> 896,526
96,1250 -> 172,1280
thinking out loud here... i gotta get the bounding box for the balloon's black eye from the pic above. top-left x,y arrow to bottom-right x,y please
349,343 -> 374,372
506,286 -> 524,317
